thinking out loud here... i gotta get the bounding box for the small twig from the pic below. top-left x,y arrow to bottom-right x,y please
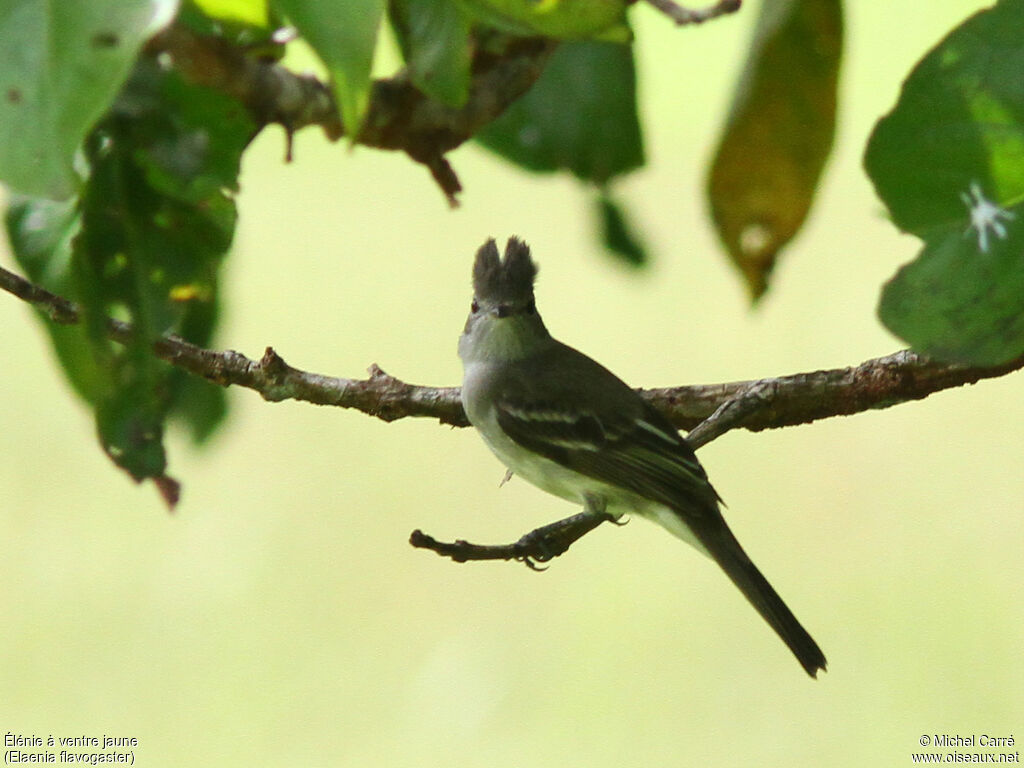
2,263 -> 1021,437
410,510 -> 612,569
643,0 -> 742,26
686,379 -> 775,449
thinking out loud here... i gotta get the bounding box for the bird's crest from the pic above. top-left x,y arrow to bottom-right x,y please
472,237 -> 538,304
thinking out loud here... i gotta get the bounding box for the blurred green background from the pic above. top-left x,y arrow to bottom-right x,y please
2,2 -> 1021,765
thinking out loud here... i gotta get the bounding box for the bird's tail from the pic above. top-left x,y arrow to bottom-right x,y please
697,519 -> 827,677
651,505 -> 827,677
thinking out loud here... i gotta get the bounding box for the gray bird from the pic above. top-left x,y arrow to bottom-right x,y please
458,237 -> 826,677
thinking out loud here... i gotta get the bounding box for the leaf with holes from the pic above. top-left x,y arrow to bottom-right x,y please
6,61 -> 251,504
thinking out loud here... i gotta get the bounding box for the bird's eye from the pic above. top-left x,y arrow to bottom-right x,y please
525,299 -> 536,314
495,305 -> 511,318
471,299 -> 479,313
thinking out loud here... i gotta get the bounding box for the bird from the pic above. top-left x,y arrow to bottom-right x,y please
457,236 -> 826,677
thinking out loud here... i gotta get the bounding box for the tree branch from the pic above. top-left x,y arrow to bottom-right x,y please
2,263 -> 1021,439
145,1 -> 743,205
145,24 -> 557,205
650,349 -> 1024,448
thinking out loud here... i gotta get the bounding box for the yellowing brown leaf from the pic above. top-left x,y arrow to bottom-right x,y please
707,0 -> 843,301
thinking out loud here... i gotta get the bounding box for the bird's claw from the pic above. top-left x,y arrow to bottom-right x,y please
519,556 -> 550,572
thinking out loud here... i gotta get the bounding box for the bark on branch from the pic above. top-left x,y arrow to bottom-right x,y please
2,263 -> 1021,442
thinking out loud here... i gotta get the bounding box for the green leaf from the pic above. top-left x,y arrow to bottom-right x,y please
865,0 -> 1024,236
866,0 -> 1024,365
456,0 -> 630,41
6,60 -> 250,500
0,0 -> 179,199
706,0 -> 843,301
4,197 -> 105,402
597,192 -> 647,267
878,205 -> 1024,366
475,40 -> 643,184
271,0 -> 384,138
390,0 -> 472,107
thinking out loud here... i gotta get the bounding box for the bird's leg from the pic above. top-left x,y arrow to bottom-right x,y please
409,495 -> 617,570
512,499 -> 615,569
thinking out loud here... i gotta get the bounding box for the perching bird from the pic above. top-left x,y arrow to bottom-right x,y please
457,236 -> 826,677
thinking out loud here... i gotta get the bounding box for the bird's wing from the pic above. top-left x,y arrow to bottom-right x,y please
494,346 -> 721,514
